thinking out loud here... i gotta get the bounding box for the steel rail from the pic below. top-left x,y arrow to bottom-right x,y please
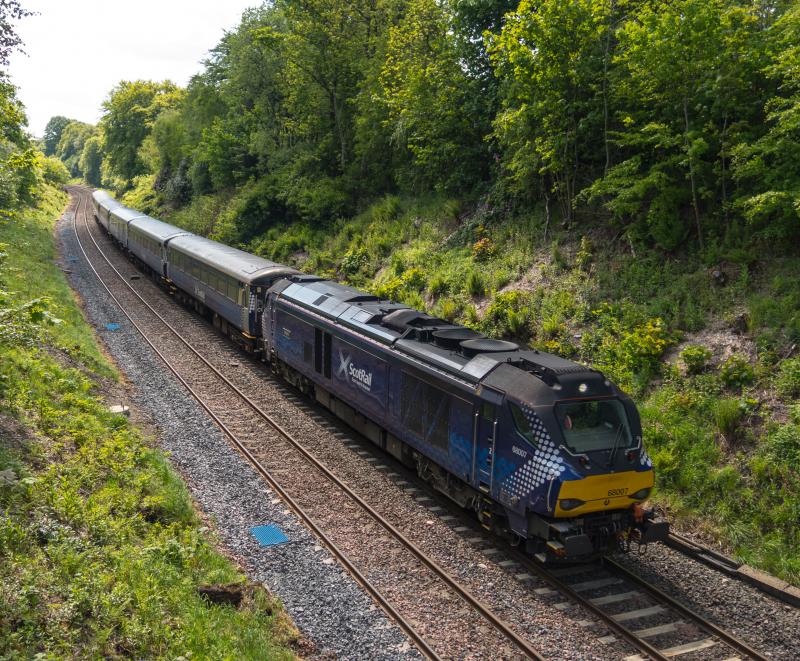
666,532 -> 800,608
70,188 -> 544,661
604,556 -> 770,661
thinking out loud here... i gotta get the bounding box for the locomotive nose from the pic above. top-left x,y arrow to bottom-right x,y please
554,469 -> 655,517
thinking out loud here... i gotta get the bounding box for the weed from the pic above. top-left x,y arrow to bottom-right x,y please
466,270 -> 485,297
575,236 -> 593,270
776,357 -> 800,399
681,345 -> 713,374
713,398 -> 743,441
427,274 -> 448,297
720,354 -> 755,389
436,297 -> 459,322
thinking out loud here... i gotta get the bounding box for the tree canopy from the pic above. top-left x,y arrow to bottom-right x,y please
47,0 -> 800,250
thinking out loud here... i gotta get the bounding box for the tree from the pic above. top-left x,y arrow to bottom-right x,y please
732,4 -> 800,243
0,0 -> 33,68
490,0 -> 613,223
79,135 -> 103,187
381,0 -> 490,192
55,120 -> 94,177
100,80 -> 184,183
42,115 -> 71,155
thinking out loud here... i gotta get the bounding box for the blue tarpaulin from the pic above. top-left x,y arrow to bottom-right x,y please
105,323 -> 120,331
251,524 -> 289,547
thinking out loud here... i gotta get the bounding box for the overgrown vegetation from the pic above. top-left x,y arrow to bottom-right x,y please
0,191 -> 298,656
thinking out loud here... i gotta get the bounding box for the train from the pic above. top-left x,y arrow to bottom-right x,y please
91,189 -> 668,561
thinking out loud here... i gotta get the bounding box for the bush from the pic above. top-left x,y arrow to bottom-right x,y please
428,274 -> 448,297
576,236 -> 593,270
681,345 -> 713,374
40,156 -> 69,186
618,318 -> 672,373
466,270 -> 485,297
402,267 -> 427,291
776,357 -> 800,399
436,297 -> 459,322
550,240 -> 567,269
472,236 -> 494,261
340,245 -> 369,275
720,354 -> 754,389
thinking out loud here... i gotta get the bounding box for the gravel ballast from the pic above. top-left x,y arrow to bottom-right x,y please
57,208 -> 421,660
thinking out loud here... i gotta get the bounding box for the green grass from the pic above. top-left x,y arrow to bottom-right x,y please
0,185 -> 298,659
0,185 -> 113,379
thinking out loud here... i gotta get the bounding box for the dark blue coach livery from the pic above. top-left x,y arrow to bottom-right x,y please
91,189 -> 667,561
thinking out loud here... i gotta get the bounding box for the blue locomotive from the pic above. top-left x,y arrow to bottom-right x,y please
91,190 -> 668,560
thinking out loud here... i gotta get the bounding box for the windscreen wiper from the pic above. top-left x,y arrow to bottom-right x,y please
607,424 -> 624,467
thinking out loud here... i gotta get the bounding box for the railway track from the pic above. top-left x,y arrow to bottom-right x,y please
69,187 -> 544,660
67,185 -> 782,660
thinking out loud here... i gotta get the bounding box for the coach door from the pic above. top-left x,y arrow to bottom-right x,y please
473,387 -> 505,492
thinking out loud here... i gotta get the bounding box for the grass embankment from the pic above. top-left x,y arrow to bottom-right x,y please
0,185 -> 298,658
164,191 -> 800,585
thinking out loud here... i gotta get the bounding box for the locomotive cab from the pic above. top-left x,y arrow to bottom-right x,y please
482,358 -> 668,561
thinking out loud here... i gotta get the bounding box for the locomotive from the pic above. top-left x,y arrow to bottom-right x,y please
91,190 -> 668,561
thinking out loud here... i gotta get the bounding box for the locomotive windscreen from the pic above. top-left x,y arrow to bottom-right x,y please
554,399 -> 632,453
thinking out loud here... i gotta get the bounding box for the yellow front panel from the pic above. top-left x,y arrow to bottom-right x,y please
555,470 -> 654,517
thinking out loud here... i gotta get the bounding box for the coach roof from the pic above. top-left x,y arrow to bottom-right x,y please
168,234 -> 300,285
129,216 -> 193,243
92,189 -> 123,212
109,205 -> 148,223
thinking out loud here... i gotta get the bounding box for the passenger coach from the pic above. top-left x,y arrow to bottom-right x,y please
166,234 -> 299,344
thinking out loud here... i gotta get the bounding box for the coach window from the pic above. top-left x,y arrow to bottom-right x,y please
509,402 -> 537,447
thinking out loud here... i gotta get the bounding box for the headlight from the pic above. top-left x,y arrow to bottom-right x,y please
629,488 -> 651,500
559,498 -> 585,511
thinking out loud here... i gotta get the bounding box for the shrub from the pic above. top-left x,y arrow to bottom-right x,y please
436,297 -> 459,322
681,345 -> 713,374
720,354 -> 754,389
576,236 -> 593,270
374,276 -> 404,301
340,245 -> 369,275
550,241 -> 567,269
776,357 -> 800,399
371,194 -> 402,223
618,318 -> 672,373
466,270 -> 485,297
540,314 -> 563,340
472,237 -> 494,261
428,274 -> 448,297
40,156 -> 69,186
713,398 -> 743,441
402,267 -> 427,291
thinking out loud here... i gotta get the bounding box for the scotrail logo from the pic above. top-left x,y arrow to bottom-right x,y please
337,350 -> 373,392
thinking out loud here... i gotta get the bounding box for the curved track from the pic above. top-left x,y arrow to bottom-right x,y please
69,187 -> 544,660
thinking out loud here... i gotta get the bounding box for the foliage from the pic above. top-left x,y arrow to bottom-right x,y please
776,357 -> 800,399
466,270 -> 485,297
42,115 -> 71,156
680,345 -> 713,374
0,0 -> 32,67
720,354 -> 755,389
713,398 -> 743,441
100,80 -> 184,183
39,155 -> 69,186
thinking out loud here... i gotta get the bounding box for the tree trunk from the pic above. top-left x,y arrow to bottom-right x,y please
683,98 -> 703,250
